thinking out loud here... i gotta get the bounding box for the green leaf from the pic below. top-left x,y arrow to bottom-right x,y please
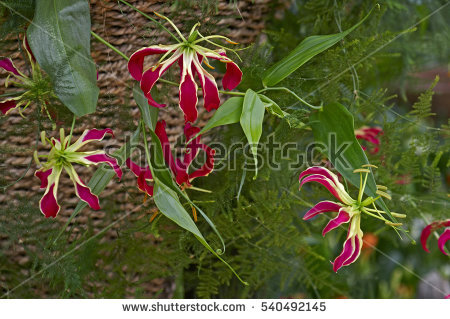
197,97 -> 244,136
153,181 -> 248,286
27,0 -> 99,117
153,181 -> 203,238
310,102 -> 395,221
0,0 -> 35,40
240,89 -> 265,178
262,8 -> 373,87
133,82 -> 159,131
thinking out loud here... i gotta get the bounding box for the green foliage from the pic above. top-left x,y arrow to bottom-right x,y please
27,0 -> 99,117
0,0 -> 35,40
1,0 -> 449,300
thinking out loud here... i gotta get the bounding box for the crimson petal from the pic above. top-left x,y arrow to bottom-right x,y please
322,208 -> 351,236
299,166 -> 339,186
420,223 -> 435,253
188,144 -> 216,182
0,58 -> 20,76
343,235 -> 362,266
83,153 -> 122,180
299,174 -> 343,202
332,236 -> 355,272
126,158 -> 152,180
192,59 -> 220,112
155,121 -> 177,175
140,66 -> 167,108
137,172 -> 154,196
0,99 -> 18,115
128,47 -> 170,81
40,183 -> 60,218
82,128 -> 114,142
179,63 -> 199,123
75,181 -> 100,210
35,169 -> 52,189
437,229 -> 450,256
303,200 -> 342,220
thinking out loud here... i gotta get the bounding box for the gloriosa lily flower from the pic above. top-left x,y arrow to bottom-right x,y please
128,12 -> 242,123
0,37 -> 53,116
126,120 -> 215,196
299,165 -> 405,272
35,128 -> 122,218
420,220 -> 450,255
355,126 -> 383,154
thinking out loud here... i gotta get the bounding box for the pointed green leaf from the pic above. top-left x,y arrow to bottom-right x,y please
262,8 -> 373,86
133,82 -> 159,131
197,97 -> 244,136
153,181 -> 248,285
27,0 -> 99,117
240,89 -> 265,178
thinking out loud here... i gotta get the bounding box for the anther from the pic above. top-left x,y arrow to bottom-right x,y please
226,39 -> 238,45
385,221 -> 403,227
362,164 -> 378,169
353,168 -> 370,173
376,190 -> 392,200
40,131 -> 47,146
33,150 -> 41,166
391,212 -> 406,218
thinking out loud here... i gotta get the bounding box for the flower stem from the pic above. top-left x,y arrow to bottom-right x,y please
257,87 -> 322,109
219,90 -> 245,96
117,0 -> 180,43
358,171 -> 369,203
91,31 -> 129,61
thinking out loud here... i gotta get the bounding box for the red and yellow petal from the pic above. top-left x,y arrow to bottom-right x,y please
188,144 -> 216,182
0,58 -> 22,77
0,98 -> 19,115
38,166 -> 63,218
178,54 -> 199,123
303,200 -> 342,220
65,166 -> 100,210
68,128 -> 114,151
128,46 -> 173,81
83,153 -> 123,180
322,208 -> 351,236
192,57 -> 220,112
35,168 -> 53,189
332,235 -> 356,272
155,120 -> 178,175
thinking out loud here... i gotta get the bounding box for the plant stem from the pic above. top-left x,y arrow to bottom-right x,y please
219,90 -> 245,96
257,87 -> 322,109
117,0 -> 180,43
91,31 -> 129,61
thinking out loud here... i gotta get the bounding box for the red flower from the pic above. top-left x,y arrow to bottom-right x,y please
355,126 -> 383,154
35,128 -> 122,218
127,120 -> 215,195
420,220 -> 450,255
299,165 -> 403,272
128,13 -> 242,123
